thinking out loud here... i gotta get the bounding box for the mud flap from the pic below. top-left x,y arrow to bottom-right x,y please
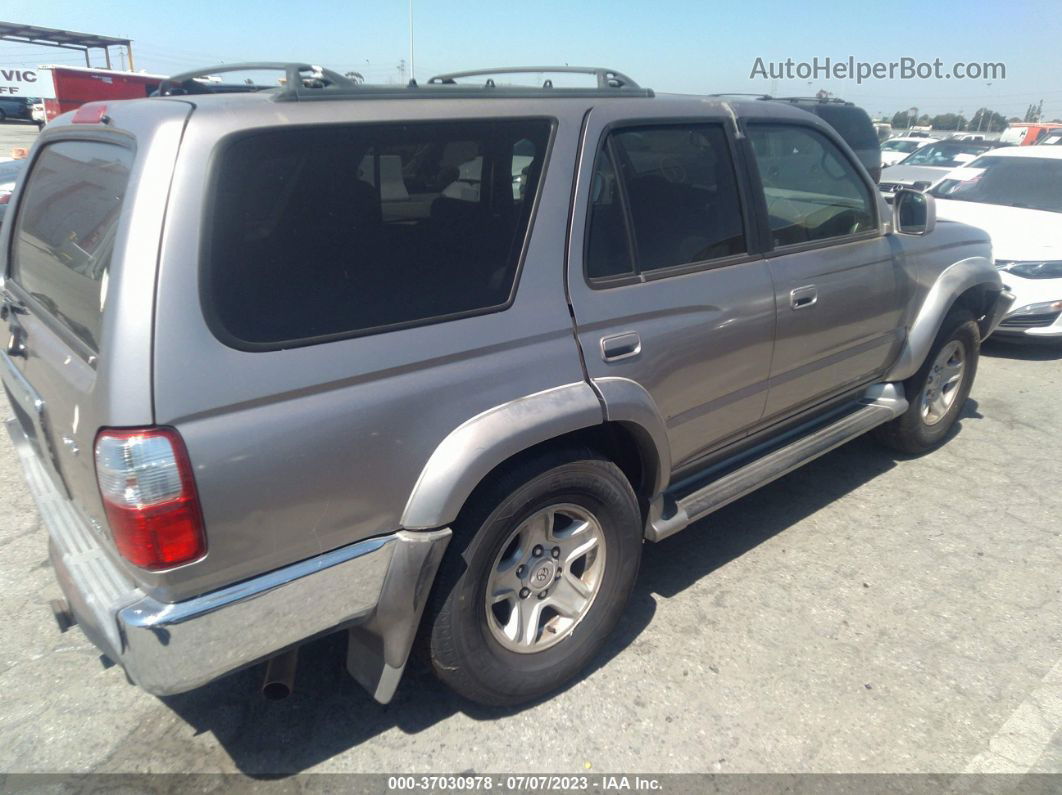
346,528 -> 451,703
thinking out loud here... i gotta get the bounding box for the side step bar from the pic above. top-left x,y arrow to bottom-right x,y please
647,384 -> 908,542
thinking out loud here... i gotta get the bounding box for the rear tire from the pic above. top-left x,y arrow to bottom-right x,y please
874,310 -> 980,454
425,448 -> 643,707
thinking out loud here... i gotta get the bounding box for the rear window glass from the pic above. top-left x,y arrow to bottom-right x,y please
10,140 -> 132,350
206,118 -> 552,347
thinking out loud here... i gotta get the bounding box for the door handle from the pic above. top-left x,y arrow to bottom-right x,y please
790,286 -> 818,310
6,329 -> 27,358
600,331 -> 641,362
0,295 -> 28,321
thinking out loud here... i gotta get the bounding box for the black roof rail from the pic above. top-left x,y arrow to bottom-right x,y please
772,95 -> 856,105
427,66 -> 647,92
707,92 -> 774,101
156,62 -> 654,102
157,62 -> 355,97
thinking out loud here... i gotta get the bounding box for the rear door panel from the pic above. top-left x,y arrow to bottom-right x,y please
566,104 -> 776,471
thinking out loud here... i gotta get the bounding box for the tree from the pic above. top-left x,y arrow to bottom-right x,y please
891,110 -> 912,129
930,113 -> 966,131
1023,100 -> 1044,123
970,108 -> 1008,133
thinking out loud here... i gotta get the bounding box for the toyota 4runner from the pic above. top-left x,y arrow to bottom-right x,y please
0,64 -> 1013,706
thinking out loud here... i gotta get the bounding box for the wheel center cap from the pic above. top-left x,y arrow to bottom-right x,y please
527,559 -> 556,591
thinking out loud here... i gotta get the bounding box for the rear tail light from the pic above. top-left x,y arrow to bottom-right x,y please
94,427 -> 206,570
72,103 -> 109,124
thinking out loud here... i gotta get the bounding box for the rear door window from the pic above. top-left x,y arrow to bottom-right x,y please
586,123 -> 746,280
205,118 -> 552,348
9,140 -> 132,350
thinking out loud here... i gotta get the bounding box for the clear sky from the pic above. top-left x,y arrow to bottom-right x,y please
2,0 -> 1061,120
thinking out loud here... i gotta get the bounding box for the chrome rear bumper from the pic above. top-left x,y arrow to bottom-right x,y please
5,416 -> 450,703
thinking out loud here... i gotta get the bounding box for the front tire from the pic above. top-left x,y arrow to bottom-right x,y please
425,448 -> 643,707
874,310 -> 980,454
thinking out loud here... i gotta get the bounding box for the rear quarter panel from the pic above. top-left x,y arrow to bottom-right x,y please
149,98 -> 592,602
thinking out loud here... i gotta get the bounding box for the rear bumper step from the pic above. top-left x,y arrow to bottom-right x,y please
648,383 -> 908,542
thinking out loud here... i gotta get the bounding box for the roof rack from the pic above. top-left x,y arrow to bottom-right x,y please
157,62 -> 355,98
771,95 -> 856,105
156,62 -> 654,102
427,66 -> 648,92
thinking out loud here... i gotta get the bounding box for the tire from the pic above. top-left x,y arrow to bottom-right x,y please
874,310 -> 980,454
425,447 -> 643,707
0,110 -> 6,123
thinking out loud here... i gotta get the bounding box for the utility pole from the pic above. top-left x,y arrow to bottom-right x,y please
408,0 -> 415,84
398,58 -> 406,85
119,47 -> 126,71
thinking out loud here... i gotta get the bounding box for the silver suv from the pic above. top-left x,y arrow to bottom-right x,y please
0,64 -> 1013,707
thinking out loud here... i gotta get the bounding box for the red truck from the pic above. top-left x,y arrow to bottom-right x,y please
32,65 -> 165,126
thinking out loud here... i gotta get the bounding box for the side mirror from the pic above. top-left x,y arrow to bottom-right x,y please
893,188 -> 937,236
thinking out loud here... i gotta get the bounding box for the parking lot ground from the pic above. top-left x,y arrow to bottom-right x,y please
1,338 -> 1059,777
0,121 -> 39,158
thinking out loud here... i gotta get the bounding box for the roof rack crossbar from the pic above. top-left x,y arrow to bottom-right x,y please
427,66 -> 642,90
158,62 -> 355,96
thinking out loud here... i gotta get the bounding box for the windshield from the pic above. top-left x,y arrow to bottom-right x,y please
900,142 -> 989,168
882,140 -> 921,153
929,155 -> 1062,213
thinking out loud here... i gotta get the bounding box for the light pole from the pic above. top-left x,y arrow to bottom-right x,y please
408,0 -> 415,84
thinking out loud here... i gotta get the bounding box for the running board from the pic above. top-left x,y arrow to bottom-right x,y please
647,384 -> 907,542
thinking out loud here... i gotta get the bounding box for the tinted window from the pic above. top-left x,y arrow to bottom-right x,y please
586,124 -> 745,279
207,119 -> 551,346
10,141 -> 132,350
929,155 -> 1062,214
812,105 -> 879,152
749,124 -> 876,247
586,147 -> 634,279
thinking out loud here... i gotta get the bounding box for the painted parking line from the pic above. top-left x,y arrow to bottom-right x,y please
962,656 -> 1062,773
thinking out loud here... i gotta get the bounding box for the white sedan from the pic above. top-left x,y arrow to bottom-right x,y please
929,146 -> 1062,342
880,136 -> 939,167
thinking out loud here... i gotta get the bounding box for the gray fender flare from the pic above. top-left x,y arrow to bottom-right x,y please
886,256 -> 1002,382
401,383 -> 604,530
592,376 -> 672,496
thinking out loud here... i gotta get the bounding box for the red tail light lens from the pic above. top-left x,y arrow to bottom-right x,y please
94,427 -> 206,570
72,103 -> 109,124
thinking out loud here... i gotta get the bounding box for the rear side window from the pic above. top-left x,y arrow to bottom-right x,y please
586,123 -> 746,280
205,118 -> 552,348
748,124 -> 876,247
10,140 -> 132,350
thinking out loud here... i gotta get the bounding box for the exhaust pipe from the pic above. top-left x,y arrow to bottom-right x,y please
262,647 -> 298,700
49,598 -> 76,633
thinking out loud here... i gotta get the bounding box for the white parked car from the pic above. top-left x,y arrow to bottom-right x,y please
879,140 -> 996,200
881,136 -> 939,166
929,146 -> 1062,342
